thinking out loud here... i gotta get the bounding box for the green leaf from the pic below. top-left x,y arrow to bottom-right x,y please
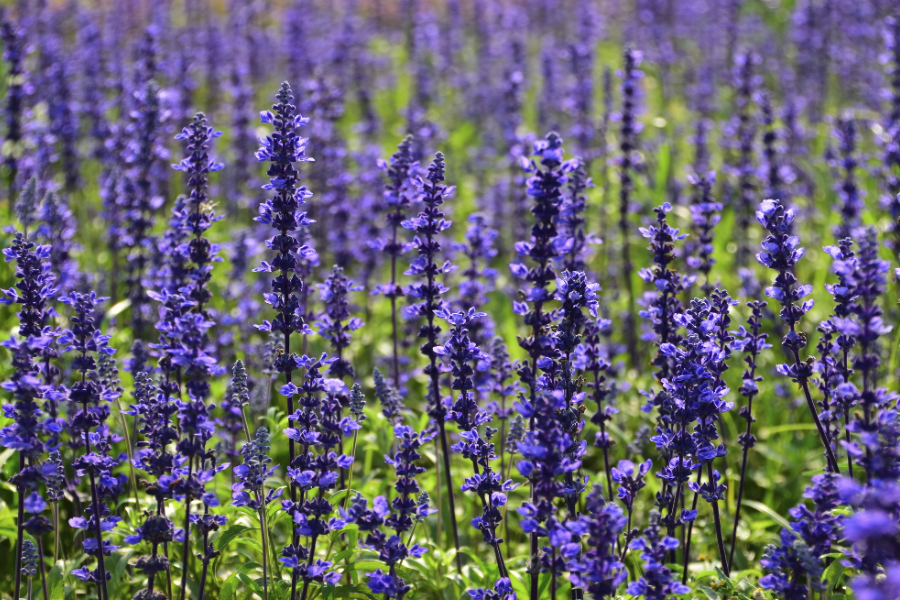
822,556 -> 846,590
742,500 -> 792,530
48,561 -> 65,600
221,561 -> 263,600
106,550 -> 132,596
216,524 -> 251,551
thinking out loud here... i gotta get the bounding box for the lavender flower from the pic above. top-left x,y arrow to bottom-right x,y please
728,300 -> 771,566
686,172 -> 721,296
626,511 -> 691,600
280,353 -> 356,599
756,199 -> 839,472
435,308 -> 514,578
61,292 -> 119,594
343,423 -> 435,599
831,117 -> 863,239
315,266 -> 364,381
373,135 -> 419,390
1,20 -> 26,207
568,487 -> 626,600
617,49 -> 643,364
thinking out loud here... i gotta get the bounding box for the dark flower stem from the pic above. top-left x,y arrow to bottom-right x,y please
705,460 -> 730,576
178,458 -> 194,600
681,468 -> 703,584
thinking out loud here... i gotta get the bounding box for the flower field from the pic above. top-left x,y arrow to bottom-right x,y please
1,1 -> 899,600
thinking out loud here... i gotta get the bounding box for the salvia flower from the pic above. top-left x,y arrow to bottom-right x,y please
626,511 -> 691,600
280,353 -> 355,596
759,473 -> 844,600
511,131 -> 571,372
373,135 -> 419,390
60,291 -> 119,590
315,266 -> 364,380
617,49 -> 644,362
639,202 -> 687,384
435,308 -> 514,576
125,371 -> 177,597
468,577 -> 516,600
232,426 -> 280,510
575,316 -> 620,500
455,213 -> 498,348
1,234 -> 56,600
1,20 -> 26,206
729,50 -> 759,268
756,198 -> 839,472
36,190 -> 78,293
20,538 -> 38,578
373,367 -> 403,424
686,171 -> 721,297
552,270 -> 598,517
343,423 -> 435,598
556,159 -> 595,273
728,300 -> 771,565
255,83 -> 316,575
568,487 -> 627,600
831,117 -> 863,239
124,78 -> 165,339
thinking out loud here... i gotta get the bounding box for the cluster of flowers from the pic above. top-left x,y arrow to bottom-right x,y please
2,2 -> 900,600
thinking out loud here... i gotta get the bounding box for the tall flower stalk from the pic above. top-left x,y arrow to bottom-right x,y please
374,135 -> 418,390
755,199 -> 840,472
403,151 -> 462,568
62,292 -> 119,600
232,427 -> 280,600
125,79 -> 163,339
254,82 -> 316,594
125,372 -> 177,600
343,425 -> 435,599
686,172 -> 721,297
509,131 -> 570,600
1,20 -> 26,212
1,229 -> 56,600
171,111 -> 227,600
727,300 -> 769,568
280,354 -> 356,600
618,50 -> 643,365
435,308 -> 514,582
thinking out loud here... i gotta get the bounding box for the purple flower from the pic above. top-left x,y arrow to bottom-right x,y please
685,171 -> 722,296
626,511 -> 691,600
756,198 -> 840,472
343,423 -> 436,598
315,266 -> 364,381
232,427 -> 279,510
1,20 -> 26,206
